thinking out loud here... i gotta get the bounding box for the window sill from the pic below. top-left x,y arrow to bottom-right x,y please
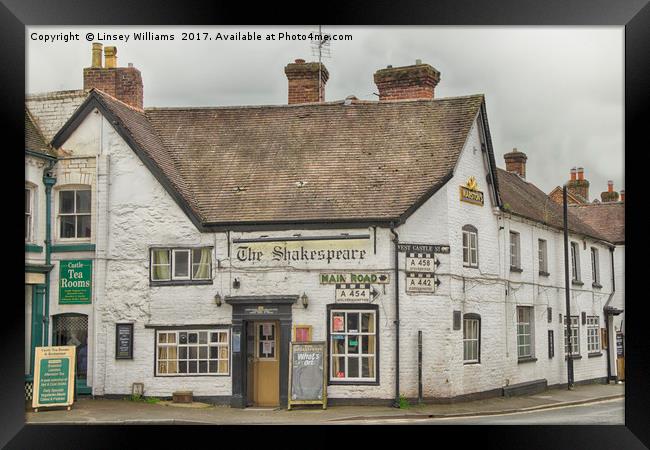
571,280 -> 584,286
538,271 -> 550,277
463,264 -> 479,269
51,243 -> 96,253
510,267 -> 523,273
150,280 -> 214,287
463,361 -> 481,365
328,380 -> 379,386
25,243 -> 44,253
592,283 -> 603,289
565,354 -> 582,360
588,352 -> 603,358
517,356 -> 538,364
154,373 -> 230,378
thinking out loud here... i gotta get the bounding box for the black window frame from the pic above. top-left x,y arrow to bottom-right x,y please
326,303 -> 380,386
462,225 -> 479,268
463,313 -> 481,364
149,246 -> 214,286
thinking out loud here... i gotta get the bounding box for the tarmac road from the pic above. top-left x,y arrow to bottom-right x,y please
343,398 -> 625,425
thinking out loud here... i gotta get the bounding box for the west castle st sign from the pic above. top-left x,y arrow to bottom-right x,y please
233,237 -> 370,265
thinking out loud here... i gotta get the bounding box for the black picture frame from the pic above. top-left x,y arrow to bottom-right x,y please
115,323 -> 134,360
5,0 -> 648,448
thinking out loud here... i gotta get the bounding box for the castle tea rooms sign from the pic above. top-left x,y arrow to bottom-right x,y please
59,259 -> 92,304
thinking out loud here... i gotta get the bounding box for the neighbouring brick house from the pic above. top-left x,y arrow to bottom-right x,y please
26,43 -> 623,407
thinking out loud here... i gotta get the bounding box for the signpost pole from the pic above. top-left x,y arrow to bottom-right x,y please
563,186 -> 574,389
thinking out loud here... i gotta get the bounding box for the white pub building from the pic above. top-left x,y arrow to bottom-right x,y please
25,44 -> 622,407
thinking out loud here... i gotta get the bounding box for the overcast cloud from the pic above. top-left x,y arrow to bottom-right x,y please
26,26 -> 624,198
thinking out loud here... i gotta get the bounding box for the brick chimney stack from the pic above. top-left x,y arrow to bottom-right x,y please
284,59 -> 329,104
83,43 -> 144,110
600,180 -> 620,203
503,147 -> 528,179
566,166 -> 590,202
373,61 -> 440,101
620,189 -> 625,202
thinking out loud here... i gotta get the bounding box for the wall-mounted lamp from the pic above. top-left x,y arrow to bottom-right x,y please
301,292 -> 309,309
233,278 -> 240,289
214,293 -> 222,307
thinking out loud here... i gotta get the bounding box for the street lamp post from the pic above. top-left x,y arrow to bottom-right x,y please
563,185 -> 575,389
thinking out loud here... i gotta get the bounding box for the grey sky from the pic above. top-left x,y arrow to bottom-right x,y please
26,26 -> 624,198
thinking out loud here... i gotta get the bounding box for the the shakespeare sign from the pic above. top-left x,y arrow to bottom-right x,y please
232,235 -> 371,266
59,260 -> 92,304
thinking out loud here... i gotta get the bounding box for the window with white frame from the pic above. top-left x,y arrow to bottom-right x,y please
58,188 -> 91,239
591,247 -> 600,285
329,308 -> 377,382
564,315 -> 580,355
570,242 -> 581,282
538,239 -> 548,274
516,306 -> 534,358
156,329 -> 229,376
150,247 -> 212,282
25,187 -> 33,242
462,225 -> 478,268
510,231 -> 521,270
463,314 -> 480,363
587,316 -> 600,352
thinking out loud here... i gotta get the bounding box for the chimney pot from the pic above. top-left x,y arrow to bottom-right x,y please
295,58 -> 305,64
577,167 -> 584,181
91,42 -> 102,68
608,180 -> 614,192
570,167 -> 577,181
373,62 -> 440,101
104,46 -> 117,68
567,167 -> 589,202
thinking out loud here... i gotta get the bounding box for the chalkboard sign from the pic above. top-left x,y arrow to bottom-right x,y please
616,332 -> 624,357
288,341 -> 327,410
32,346 -> 76,411
115,323 -> 134,359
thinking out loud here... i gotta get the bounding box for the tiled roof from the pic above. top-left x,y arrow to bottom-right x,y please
570,202 -> 625,244
76,90 -> 485,225
25,108 -> 56,157
497,168 -> 609,242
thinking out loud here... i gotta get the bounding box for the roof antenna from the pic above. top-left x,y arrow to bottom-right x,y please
311,25 -> 332,102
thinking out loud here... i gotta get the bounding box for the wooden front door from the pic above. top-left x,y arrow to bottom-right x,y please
253,321 -> 280,406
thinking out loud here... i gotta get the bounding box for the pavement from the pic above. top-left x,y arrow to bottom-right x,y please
24,382 -> 624,425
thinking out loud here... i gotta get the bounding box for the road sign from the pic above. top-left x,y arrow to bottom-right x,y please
406,252 -> 436,273
335,283 -> 371,302
397,243 -> 450,254
405,272 -> 440,294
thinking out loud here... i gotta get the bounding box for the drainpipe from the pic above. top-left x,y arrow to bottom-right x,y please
390,225 -> 400,407
43,163 -> 57,346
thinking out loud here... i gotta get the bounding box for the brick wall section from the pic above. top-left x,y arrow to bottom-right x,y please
374,64 -> 440,101
83,67 -> 143,110
284,60 -> 329,104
